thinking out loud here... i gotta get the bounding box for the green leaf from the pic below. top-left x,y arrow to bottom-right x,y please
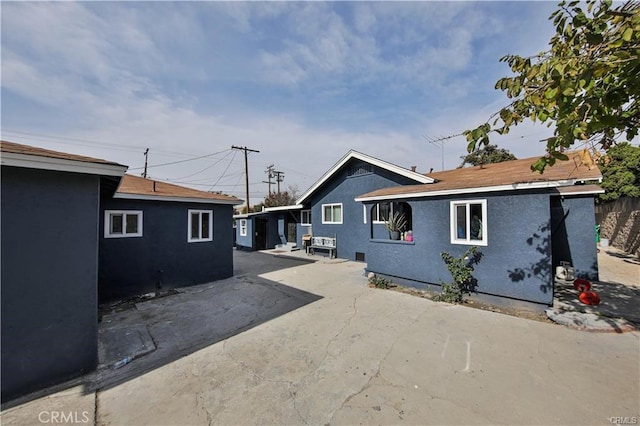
622,27 -> 633,42
545,87 -> 558,99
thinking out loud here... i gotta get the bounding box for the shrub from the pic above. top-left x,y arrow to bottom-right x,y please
434,247 -> 483,304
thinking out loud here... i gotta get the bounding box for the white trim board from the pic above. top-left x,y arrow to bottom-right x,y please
1,152 -> 127,177
355,180 -> 594,202
297,150 -> 433,204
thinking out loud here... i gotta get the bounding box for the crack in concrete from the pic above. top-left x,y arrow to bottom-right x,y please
197,394 -> 213,426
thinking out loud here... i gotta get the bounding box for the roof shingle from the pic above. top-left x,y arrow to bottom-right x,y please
357,152 -> 602,200
116,174 -> 241,204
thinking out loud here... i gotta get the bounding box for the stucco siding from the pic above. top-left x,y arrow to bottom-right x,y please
310,162 -> 418,261
99,199 -> 234,301
236,217 -> 254,250
1,167 -> 100,400
366,192 -> 556,305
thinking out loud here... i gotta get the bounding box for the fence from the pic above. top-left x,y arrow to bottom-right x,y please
595,197 -> 640,257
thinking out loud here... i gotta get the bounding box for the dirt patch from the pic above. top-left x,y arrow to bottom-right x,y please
385,285 -> 552,323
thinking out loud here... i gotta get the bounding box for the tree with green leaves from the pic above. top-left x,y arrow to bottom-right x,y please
598,142 -> 640,201
464,0 -> 639,172
458,144 -> 517,168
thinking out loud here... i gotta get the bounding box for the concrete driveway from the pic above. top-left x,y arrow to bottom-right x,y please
2,251 -> 639,425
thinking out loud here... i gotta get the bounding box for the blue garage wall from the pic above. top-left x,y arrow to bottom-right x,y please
366,191 -> 557,305
551,196 -> 598,281
1,167 -> 101,400
99,199 -> 234,301
310,161 -> 419,261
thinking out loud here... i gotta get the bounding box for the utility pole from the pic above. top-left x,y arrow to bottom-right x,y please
263,164 -> 275,196
231,145 -> 260,213
142,148 -> 149,178
274,170 -> 285,194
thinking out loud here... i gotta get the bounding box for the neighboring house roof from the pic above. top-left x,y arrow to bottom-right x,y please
296,150 -> 434,204
1,140 -> 127,176
355,152 -> 602,202
115,174 -> 242,205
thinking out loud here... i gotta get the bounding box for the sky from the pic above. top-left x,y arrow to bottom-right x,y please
1,1 -> 562,206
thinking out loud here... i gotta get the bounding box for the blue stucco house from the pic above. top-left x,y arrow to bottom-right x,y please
1,140 -> 127,401
99,174 -> 241,301
234,150 -> 432,257
356,153 -> 603,307
1,140 -> 241,402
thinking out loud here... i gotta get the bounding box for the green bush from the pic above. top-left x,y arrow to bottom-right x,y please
368,274 -> 391,289
434,247 -> 483,304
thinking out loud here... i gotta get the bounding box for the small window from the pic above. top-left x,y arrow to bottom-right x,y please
104,211 -> 143,238
188,210 -> 213,242
450,200 -> 487,246
301,210 -> 312,226
372,202 -> 391,223
239,219 -> 247,236
322,203 -> 343,224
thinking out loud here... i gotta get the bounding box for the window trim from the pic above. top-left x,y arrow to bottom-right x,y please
321,203 -> 343,224
301,210 -> 312,226
104,210 -> 143,238
372,202 -> 392,224
239,218 -> 247,236
188,209 -> 213,243
450,200 -> 487,246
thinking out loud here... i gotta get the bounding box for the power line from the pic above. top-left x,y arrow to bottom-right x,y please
208,150 -> 238,191
167,150 -> 235,180
2,129 -> 193,158
129,148 -> 231,171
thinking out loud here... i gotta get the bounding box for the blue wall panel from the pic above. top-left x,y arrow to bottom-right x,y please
99,199 -> 234,301
310,162 -> 418,261
235,217 -> 254,250
1,167 -> 100,400
366,192 -> 557,305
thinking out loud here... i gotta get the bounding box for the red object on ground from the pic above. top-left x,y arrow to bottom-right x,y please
573,278 -> 591,292
579,291 -> 601,305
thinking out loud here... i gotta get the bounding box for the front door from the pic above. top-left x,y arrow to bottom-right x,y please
255,218 -> 268,250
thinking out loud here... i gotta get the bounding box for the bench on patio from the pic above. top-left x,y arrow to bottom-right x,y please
307,236 -> 337,259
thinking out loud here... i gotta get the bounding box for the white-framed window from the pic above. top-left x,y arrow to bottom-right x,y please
450,200 -> 487,246
239,219 -> 247,236
322,203 -> 343,224
104,210 -> 143,238
188,209 -> 213,243
372,202 -> 391,223
301,210 -> 312,226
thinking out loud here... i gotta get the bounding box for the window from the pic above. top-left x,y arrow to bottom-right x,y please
239,219 -> 247,236
450,200 -> 487,246
104,211 -> 143,238
301,210 -> 312,226
188,210 -> 213,242
322,203 -> 343,224
372,202 -> 391,223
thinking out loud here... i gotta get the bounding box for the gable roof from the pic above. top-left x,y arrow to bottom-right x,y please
296,150 -> 434,204
115,174 -> 242,205
1,140 -> 127,176
355,152 -> 602,202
